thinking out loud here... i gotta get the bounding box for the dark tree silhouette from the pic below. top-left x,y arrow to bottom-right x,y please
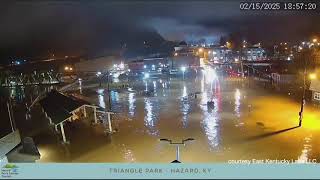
293,48 -> 320,73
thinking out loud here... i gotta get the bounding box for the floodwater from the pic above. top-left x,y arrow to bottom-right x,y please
19,69 -> 320,163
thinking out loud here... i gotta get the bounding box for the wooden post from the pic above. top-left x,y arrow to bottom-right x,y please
107,112 -> 112,133
60,123 -> 67,143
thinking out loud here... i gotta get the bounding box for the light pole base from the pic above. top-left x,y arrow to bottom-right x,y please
171,160 -> 181,163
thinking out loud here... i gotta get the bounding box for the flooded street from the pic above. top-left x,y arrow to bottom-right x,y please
31,71 -> 320,163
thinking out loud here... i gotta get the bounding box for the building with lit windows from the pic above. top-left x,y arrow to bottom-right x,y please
207,46 -> 232,63
242,46 -> 266,61
310,79 -> 320,104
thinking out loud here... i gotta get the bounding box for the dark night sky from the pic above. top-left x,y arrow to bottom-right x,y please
0,0 -> 319,62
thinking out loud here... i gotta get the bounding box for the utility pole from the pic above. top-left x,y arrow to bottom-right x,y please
107,71 -> 112,111
241,61 -> 244,78
105,71 -> 113,134
299,65 -> 307,127
240,44 -> 245,78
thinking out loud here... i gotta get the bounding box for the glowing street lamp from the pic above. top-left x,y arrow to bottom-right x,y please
309,73 -> 317,80
174,53 -> 178,56
312,38 -> 318,43
299,71 -> 317,126
160,138 -> 195,163
96,71 -> 102,76
64,66 -> 73,72
226,41 -> 231,49
198,48 -> 203,53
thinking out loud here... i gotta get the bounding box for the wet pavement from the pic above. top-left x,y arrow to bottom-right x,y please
19,69 -> 320,163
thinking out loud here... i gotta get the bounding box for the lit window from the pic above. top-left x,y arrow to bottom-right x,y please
314,92 -> 320,101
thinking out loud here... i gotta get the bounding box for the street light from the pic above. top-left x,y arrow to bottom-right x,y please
299,69 -> 317,126
64,66 -> 73,72
299,68 -> 306,127
226,41 -> 231,48
160,138 -> 195,163
312,38 -> 317,43
309,73 -> 317,80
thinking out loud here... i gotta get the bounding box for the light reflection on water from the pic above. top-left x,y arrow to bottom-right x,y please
297,134 -> 312,163
144,97 -> 160,136
7,85 -> 55,104
13,73 -> 320,162
10,87 -> 25,102
145,81 -> 148,91
120,144 -> 136,162
180,83 -> 190,128
234,89 -> 241,118
153,80 -> 157,96
97,89 -> 105,109
128,92 -> 136,117
182,84 -> 187,97
200,73 -> 221,150
110,91 -> 121,112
